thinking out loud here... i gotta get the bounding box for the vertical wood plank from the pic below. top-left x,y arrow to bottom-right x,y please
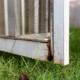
39,0 -> 46,33
4,0 -> 9,36
14,0 -> 21,36
52,0 -> 69,65
45,0 -> 49,33
25,0 -> 29,34
28,0 -> 34,33
0,0 -> 5,35
9,0 -> 16,36
64,0 -> 69,65
48,0 -> 52,32
34,0 -> 39,33
25,0 -> 34,34
21,0 -> 25,35
4,0 -> 21,36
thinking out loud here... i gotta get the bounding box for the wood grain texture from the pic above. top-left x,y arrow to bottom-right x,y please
14,0 -> 21,36
39,0 -> 46,33
0,0 -> 5,35
25,0 -> 34,34
34,0 -> 39,33
28,0 -> 34,33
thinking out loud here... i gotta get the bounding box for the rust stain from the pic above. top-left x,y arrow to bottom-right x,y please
47,40 -> 53,61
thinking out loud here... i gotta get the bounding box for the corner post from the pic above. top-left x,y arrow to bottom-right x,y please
52,0 -> 69,65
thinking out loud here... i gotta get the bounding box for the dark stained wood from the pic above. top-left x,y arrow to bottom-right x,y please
0,0 -> 5,35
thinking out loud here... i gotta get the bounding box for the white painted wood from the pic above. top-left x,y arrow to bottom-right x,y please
4,0 -> 9,36
0,38 -> 49,61
21,0 -> 25,35
34,0 -> 39,33
64,0 -> 69,65
52,0 -> 69,65
2,0 -> 70,65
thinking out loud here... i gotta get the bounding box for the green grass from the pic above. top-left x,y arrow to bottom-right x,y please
0,28 -> 80,80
